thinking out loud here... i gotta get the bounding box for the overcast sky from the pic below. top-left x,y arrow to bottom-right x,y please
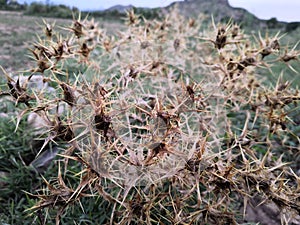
229,0 -> 300,22
18,0 -> 300,22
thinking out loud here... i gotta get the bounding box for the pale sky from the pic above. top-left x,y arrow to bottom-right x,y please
228,0 -> 300,22
18,0 -> 300,22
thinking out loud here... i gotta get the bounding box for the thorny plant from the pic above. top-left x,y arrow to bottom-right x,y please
1,8 -> 300,225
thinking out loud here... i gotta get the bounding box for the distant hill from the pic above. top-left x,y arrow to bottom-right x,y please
102,0 -> 293,30
105,4 -> 134,13
164,0 -> 286,29
168,0 -> 256,21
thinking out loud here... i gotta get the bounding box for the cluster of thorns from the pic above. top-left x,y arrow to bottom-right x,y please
1,9 -> 300,224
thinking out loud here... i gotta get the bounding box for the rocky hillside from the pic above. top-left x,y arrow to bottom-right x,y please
165,0 -> 284,28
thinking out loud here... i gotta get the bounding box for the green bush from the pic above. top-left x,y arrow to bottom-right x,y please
286,22 -> 300,32
24,2 -> 77,18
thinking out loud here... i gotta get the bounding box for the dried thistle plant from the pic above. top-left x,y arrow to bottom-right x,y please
1,7 -> 300,225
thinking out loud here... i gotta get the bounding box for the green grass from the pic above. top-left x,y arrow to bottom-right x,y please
0,115 -> 37,224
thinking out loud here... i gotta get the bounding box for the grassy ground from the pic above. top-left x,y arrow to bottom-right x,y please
0,10 -> 125,73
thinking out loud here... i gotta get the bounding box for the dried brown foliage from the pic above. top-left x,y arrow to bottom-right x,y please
1,8 -> 300,225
